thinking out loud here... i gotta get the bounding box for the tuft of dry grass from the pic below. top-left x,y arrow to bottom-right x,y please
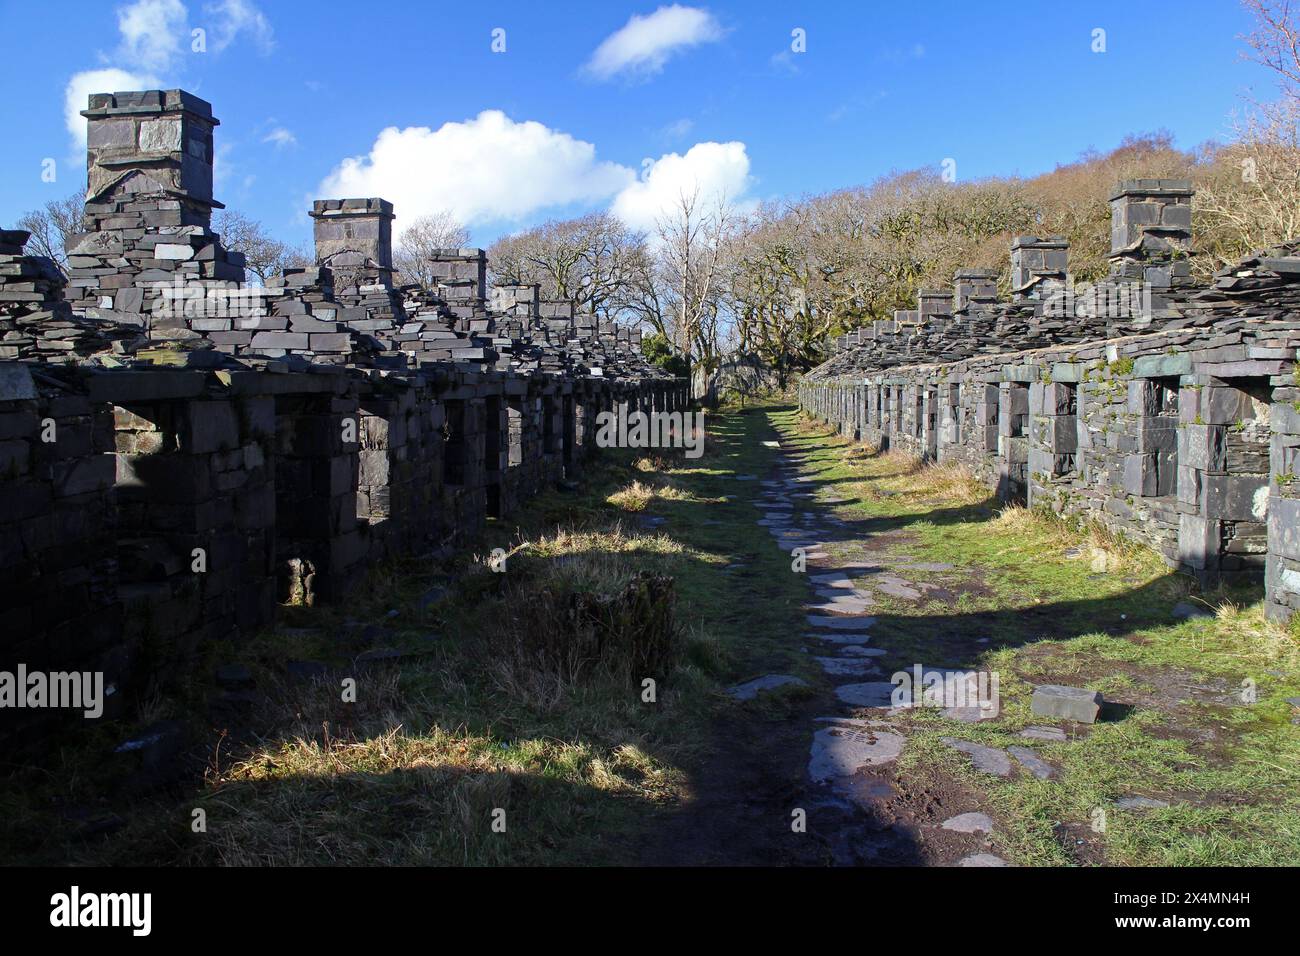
847,455 -> 988,508
990,504 -> 1156,577
488,562 -> 683,708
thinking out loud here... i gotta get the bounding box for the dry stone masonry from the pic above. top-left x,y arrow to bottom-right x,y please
0,88 -> 686,748
800,178 -> 1300,625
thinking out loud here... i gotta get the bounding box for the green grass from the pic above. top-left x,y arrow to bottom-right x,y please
781,405 -> 1300,867
8,399 -> 1295,867
0,403 -> 813,866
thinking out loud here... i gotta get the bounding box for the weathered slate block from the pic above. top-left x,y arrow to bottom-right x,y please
1031,684 -> 1102,723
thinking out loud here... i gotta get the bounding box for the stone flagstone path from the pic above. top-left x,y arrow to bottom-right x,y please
749,433 -> 1022,866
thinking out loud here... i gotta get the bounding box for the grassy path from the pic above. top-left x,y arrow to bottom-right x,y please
5,401 -> 1297,866
771,404 -> 1300,866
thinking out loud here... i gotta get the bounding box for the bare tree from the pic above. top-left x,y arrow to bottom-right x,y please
15,191 -> 85,276
488,212 -> 651,321
393,211 -> 472,287
213,209 -> 305,282
656,188 -> 733,369
1242,0 -> 1300,98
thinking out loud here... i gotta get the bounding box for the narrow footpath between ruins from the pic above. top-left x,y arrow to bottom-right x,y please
749,426 -> 1007,866
649,409 -> 1015,866
638,403 -> 1298,867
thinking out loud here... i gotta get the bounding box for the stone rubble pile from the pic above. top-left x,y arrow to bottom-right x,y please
0,230 -> 141,363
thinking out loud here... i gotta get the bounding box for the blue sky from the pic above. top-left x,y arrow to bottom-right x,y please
0,0 -> 1283,251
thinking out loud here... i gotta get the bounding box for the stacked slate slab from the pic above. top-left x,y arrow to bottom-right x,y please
0,230 -> 142,363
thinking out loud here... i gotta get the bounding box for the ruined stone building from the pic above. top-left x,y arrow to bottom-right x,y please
798,178 -> 1300,624
0,89 -> 688,743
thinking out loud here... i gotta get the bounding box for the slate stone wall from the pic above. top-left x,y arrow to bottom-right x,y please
801,309 -> 1300,620
802,177 -> 1300,622
0,87 -> 688,749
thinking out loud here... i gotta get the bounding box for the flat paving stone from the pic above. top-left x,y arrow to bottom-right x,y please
941,738 -> 1012,776
814,656 -> 882,677
1019,726 -> 1068,741
1114,795 -> 1170,810
727,674 -> 808,701
901,562 -> 955,572
835,644 -> 887,656
1008,746 -> 1055,780
835,681 -> 897,707
957,853 -> 1010,867
814,632 -> 875,646
804,596 -> 877,615
814,716 -> 894,727
810,573 -> 857,587
814,586 -> 871,599
808,725 -> 905,786
941,812 -> 994,834
943,705 -> 998,723
806,614 -> 876,630
875,579 -> 923,600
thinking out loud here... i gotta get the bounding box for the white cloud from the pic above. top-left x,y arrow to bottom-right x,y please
263,126 -> 297,149
203,0 -> 275,54
611,141 -> 752,233
61,0 -> 275,149
585,5 -> 723,80
318,110 -> 636,228
116,0 -> 187,71
64,67 -> 163,146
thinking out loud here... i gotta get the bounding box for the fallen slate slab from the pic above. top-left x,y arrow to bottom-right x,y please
941,812 -> 994,834
957,853 -> 1010,867
1019,726 -> 1068,741
835,682 -> 897,708
1114,795 -> 1170,810
727,674 -> 808,701
941,738 -> 1012,777
1008,746 -> 1055,780
1031,684 -> 1103,723
808,725 -> 905,784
